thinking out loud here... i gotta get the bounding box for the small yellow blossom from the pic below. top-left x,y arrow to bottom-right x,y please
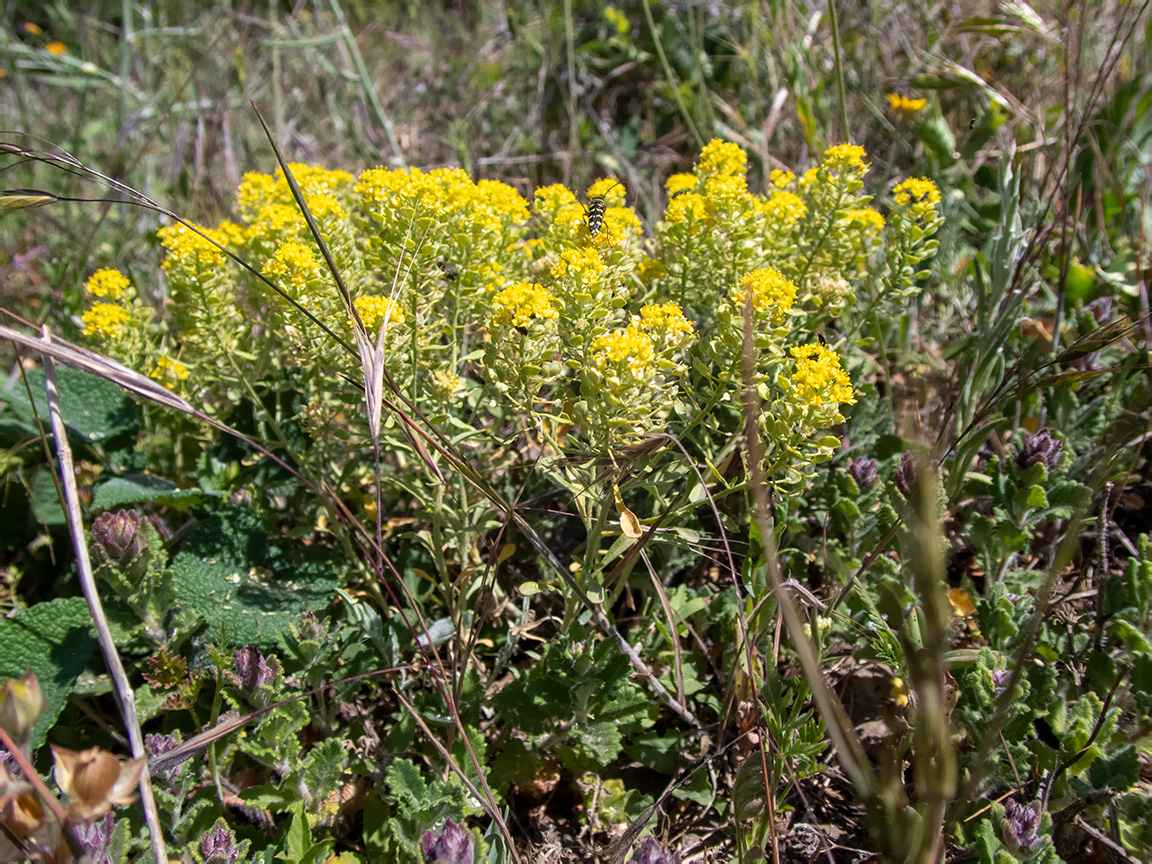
85,269 -> 130,300
429,370 -> 461,401
157,223 -> 227,271
799,167 -> 820,188
823,144 -> 870,174
890,677 -> 909,708
788,343 -> 855,408
666,173 -> 698,195
704,174 -> 748,201
149,356 -> 190,390
491,282 -> 559,328
262,241 -> 322,291
731,267 -> 798,326
844,208 -> 885,234
592,325 -> 655,376
639,302 -> 694,338
45,41 -> 66,55
666,192 -> 708,225
304,193 -> 346,222
697,139 -> 747,180
551,247 -> 606,285
893,177 -> 941,207
605,5 -> 630,34
81,303 -> 130,339
476,179 -> 531,222
770,169 -> 796,188
22,22 -> 42,35
886,93 -> 928,116
758,191 -> 807,224
588,177 -> 626,203
216,220 -> 248,248
354,295 -> 405,332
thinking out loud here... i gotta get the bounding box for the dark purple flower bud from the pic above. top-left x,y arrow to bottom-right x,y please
894,452 -> 917,498
74,812 -> 115,863
421,818 -> 474,864
1014,428 -> 1063,473
1001,798 -> 1042,857
847,457 -> 878,490
90,509 -> 145,568
201,819 -> 241,864
145,732 -> 181,784
632,836 -> 681,864
234,645 -> 275,691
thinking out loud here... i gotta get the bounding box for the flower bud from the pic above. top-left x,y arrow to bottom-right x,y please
1014,428 -> 1063,473
632,837 -> 681,864
201,818 -> 241,864
234,645 -> 276,692
847,457 -> 878,490
0,671 -> 43,747
1001,798 -> 1042,858
421,818 -> 474,864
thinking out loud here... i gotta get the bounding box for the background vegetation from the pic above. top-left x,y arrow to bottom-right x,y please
1,0 -> 1150,861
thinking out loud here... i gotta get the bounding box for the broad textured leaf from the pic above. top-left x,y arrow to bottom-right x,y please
93,474 -> 215,510
1,365 -> 136,444
0,597 -> 98,748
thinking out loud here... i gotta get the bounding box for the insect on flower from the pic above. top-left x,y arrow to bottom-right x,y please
584,180 -> 622,237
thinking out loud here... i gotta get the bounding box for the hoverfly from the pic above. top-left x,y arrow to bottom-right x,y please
584,179 -> 622,238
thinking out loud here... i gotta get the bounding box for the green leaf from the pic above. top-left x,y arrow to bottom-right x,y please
171,510 -> 340,649
301,737 -> 346,805
1088,744 -> 1139,790
571,720 -> 622,766
93,474 -> 216,511
0,365 -> 136,444
0,597 -> 98,748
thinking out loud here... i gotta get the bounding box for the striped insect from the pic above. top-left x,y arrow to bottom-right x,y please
584,179 -> 622,238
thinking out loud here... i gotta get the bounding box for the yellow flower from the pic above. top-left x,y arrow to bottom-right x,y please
551,247 -> 606,285
491,282 -> 559,328
799,167 -> 820,188
476,179 -> 530,222
758,191 -> 807,225
697,139 -> 747,179
81,303 -> 130,339
666,173 -> 698,195
588,177 -> 626,203
823,143 -> 870,173
731,267 -> 797,326
638,302 -> 694,345
665,192 -> 708,225
304,193 -> 346,222
592,325 -> 655,376
22,22 -> 42,35
353,295 -> 406,332
262,241 -> 322,291
149,356 -> 190,390
890,677 -> 909,708
605,5 -> 630,34
788,344 -> 855,408
157,223 -> 227,271
844,208 -> 885,234
770,169 -> 796,188
85,268 -> 130,300
886,93 -> 928,116
45,41 -> 66,55
703,173 -> 748,201
893,177 -> 941,207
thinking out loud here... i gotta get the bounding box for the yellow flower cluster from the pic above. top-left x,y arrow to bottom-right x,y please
592,325 -> 655,376
149,356 -> 189,390
788,344 -> 855,409
353,295 -> 406,332
758,191 -> 807,225
844,208 -> 885,234
666,192 -> 708,225
262,241 -> 322,291
731,267 -> 798,326
770,170 -> 796,188
639,302 -> 694,339
886,93 -> 928,115
551,247 -> 606,285
665,173 -> 697,195
697,139 -> 747,180
491,282 -> 559,328
893,178 -> 941,207
823,144 -> 870,174
237,164 -> 355,221
81,303 -> 130,339
157,223 -> 227,271
356,166 -> 528,231
85,269 -> 130,300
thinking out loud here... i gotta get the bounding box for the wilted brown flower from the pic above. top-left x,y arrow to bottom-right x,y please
51,746 -> 144,821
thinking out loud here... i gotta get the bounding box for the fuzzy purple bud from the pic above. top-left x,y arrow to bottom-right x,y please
90,509 -> 145,568
1015,428 -> 1063,473
990,669 -> 1013,697
145,732 -> 181,784
201,820 -> 241,864
298,611 -> 326,643
847,457 -> 878,490
74,812 -> 115,863
421,818 -> 474,864
1001,798 -> 1042,857
234,645 -> 275,691
894,452 -> 917,497
632,837 -> 681,864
